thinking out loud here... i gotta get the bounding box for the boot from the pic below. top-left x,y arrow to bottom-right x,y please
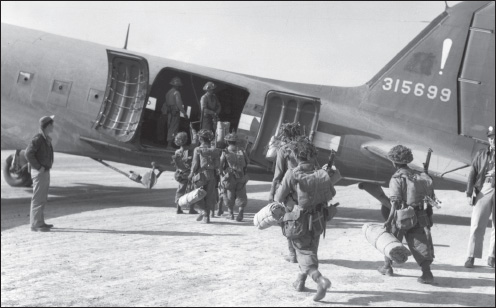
313,275 -> 331,302
226,209 -> 235,220
292,273 -> 307,292
176,204 -> 184,214
417,263 -> 434,284
464,257 -> 474,268
189,207 -> 199,215
488,256 -> 495,268
196,211 -> 204,222
203,210 -> 211,224
217,200 -> 224,216
377,257 -> 393,276
236,208 -> 244,222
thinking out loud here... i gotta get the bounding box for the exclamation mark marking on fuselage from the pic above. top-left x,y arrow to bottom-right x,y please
439,38 -> 453,75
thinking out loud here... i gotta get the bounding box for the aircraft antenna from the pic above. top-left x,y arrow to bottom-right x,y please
444,1 -> 449,10
123,24 -> 130,50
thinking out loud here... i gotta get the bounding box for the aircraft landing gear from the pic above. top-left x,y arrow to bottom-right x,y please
358,182 -> 391,220
2,150 -> 32,187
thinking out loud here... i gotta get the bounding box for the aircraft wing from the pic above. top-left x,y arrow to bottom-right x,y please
362,140 -> 470,185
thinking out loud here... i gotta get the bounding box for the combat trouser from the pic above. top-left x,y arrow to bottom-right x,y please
157,114 -> 167,142
30,168 -> 50,228
388,224 -> 434,267
467,191 -> 495,259
222,175 -> 248,210
292,229 -> 322,278
194,177 -> 217,214
167,113 -> 180,143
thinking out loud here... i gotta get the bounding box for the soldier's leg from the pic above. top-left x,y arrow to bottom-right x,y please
225,187 -> 236,220
405,226 -> 434,284
378,229 -> 402,276
293,234 -> 331,301
30,169 -> 49,229
202,179 -> 217,223
468,192 -> 493,259
167,114 -> 179,144
235,178 -> 248,222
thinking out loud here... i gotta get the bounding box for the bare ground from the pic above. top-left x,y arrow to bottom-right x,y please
1,151 -> 494,307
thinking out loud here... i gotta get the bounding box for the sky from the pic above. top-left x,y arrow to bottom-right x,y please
1,1 -> 462,86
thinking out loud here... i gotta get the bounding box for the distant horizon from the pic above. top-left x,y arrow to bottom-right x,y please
1,1 -> 462,86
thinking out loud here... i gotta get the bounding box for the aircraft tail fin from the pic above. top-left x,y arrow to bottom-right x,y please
362,1 -> 494,140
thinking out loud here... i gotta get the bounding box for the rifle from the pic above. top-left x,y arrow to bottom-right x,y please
326,149 -> 337,172
423,148 -> 433,174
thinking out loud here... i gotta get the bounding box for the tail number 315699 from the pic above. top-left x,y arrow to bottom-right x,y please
382,78 -> 451,102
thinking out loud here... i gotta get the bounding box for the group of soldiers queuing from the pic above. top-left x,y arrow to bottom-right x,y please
171,129 -> 249,224
24,79 -> 494,302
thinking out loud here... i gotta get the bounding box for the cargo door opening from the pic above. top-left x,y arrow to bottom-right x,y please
94,50 -> 149,143
251,91 -> 321,168
140,68 -> 249,149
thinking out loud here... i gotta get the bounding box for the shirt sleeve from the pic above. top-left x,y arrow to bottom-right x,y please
466,151 -> 480,197
389,176 -> 404,205
190,147 -> 200,176
25,135 -> 42,170
274,169 -> 294,204
215,96 -> 221,114
272,148 -> 287,183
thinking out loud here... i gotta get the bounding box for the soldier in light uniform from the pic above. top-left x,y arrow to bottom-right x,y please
200,81 -> 221,132
464,125 -> 495,268
220,133 -> 250,221
188,129 -> 221,224
171,132 -> 198,215
381,145 -> 435,284
158,77 -> 188,148
274,137 -> 333,302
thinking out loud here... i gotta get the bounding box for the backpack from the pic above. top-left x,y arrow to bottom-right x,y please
395,169 -> 434,206
293,167 -> 334,210
198,147 -> 218,170
224,148 -> 247,173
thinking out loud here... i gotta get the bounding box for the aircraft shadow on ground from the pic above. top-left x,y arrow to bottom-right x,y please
321,290 -> 494,306
49,228 -> 241,237
320,259 -> 496,276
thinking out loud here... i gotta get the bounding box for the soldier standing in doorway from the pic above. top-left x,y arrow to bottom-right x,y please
200,81 -> 221,132
157,77 -> 188,149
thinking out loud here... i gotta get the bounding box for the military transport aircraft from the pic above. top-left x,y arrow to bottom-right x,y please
1,1 -> 494,213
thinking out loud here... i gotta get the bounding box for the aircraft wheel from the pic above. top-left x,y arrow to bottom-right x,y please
2,154 -> 32,187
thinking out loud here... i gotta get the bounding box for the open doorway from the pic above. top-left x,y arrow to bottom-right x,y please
140,68 -> 250,149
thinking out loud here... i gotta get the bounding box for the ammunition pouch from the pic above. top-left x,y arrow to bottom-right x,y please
282,207 -> 308,240
395,206 -> 417,231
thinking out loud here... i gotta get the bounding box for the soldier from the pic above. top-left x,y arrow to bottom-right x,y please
269,122 -> 310,264
464,125 -> 495,268
274,137 -> 333,302
188,129 -> 221,223
220,133 -> 250,221
200,81 -> 221,132
381,145 -> 435,284
171,132 -> 198,215
158,77 -> 188,148
25,115 -> 56,232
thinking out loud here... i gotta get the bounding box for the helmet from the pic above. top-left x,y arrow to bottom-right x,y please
487,126 -> 495,137
39,115 -> 55,129
174,132 -> 188,146
203,81 -> 216,91
198,129 -> 214,141
170,77 -> 183,87
279,122 -> 302,141
224,133 -> 238,142
289,136 -> 317,160
387,145 -> 414,164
